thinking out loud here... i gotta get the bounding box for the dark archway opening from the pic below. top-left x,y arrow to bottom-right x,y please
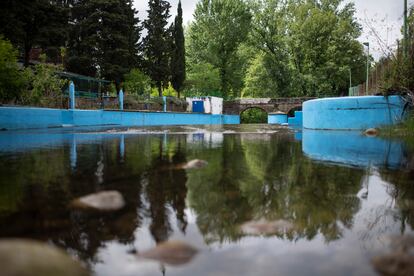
287,106 -> 302,117
240,107 -> 268,124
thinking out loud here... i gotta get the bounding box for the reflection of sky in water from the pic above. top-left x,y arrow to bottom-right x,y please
0,125 -> 413,276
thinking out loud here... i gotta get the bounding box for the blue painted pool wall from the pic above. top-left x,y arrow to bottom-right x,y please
303,96 -> 406,130
302,129 -> 404,169
0,107 -> 240,130
268,114 -> 288,124
288,111 -> 303,127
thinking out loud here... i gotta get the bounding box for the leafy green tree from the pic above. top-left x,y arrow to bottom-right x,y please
242,53 -> 277,98
184,62 -> 221,96
0,37 -> 26,102
171,1 -> 186,98
287,0 -> 365,96
188,0 -> 252,99
247,0 -> 293,97
124,68 -> 151,95
142,0 -> 172,97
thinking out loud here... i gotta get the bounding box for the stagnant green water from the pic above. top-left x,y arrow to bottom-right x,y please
0,124 -> 413,276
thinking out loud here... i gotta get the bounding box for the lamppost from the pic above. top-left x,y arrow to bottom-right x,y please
363,42 -> 369,94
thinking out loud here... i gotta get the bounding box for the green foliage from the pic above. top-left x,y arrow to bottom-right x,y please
150,82 -> 178,97
142,0 -> 172,96
171,1 -> 186,96
186,0 -> 365,99
287,0 -> 365,97
242,53 -> 280,98
0,37 -> 26,102
188,0 -> 252,98
240,108 -> 268,124
184,62 -> 221,97
21,63 -> 67,106
124,68 -> 151,95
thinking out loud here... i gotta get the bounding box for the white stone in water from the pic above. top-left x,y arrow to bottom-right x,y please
138,240 -> 199,266
241,219 -> 295,235
181,159 -> 208,169
0,239 -> 89,276
71,191 -> 125,211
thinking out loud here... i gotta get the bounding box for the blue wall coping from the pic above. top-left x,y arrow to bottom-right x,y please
303,95 -> 406,130
0,107 -> 240,130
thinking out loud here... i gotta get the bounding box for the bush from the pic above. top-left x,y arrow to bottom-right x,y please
0,37 -> 26,103
124,68 -> 151,95
21,63 -> 67,106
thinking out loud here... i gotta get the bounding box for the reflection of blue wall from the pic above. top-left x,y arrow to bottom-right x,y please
302,129 -> 405,169
303,96 -> 406,130
0,107 -> 240,130
0,131 -> 124,153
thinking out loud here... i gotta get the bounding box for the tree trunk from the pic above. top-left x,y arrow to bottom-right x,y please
158,83 -> 162,97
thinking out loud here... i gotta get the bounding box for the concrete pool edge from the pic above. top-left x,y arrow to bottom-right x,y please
303,95 -> 407,130
0,106 -> 240,130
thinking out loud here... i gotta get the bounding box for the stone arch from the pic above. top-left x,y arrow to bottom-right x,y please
287,105 -> 303,117
240,106 -> 269,124
239,105 -> 269,115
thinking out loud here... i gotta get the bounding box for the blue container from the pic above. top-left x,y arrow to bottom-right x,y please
192,100 -> 204,113
268,112 -> 288,124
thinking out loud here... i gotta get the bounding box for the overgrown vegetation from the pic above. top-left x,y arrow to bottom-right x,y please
241,108 -> 268,124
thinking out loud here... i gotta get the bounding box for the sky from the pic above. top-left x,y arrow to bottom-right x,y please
134,0 -> 414,60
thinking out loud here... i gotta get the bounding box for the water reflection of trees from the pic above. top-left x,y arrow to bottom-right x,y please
0,135 -> 189,264
186,134 -> 364,243
379,153 -> 414,232
3,131 -> 412,265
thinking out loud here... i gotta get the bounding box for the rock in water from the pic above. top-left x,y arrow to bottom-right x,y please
181,159 -> 208,169
138,241 -> 198,266
372,252 -> 414,276
0,239 -> 89,276
365,128 -> 379,137
241,219 -> 294,235
71,191 -> 125,211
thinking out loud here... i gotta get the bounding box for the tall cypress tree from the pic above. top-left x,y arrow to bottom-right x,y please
171,0 -> 186,97
142,0 -> 172,97
66,0 -> 141,87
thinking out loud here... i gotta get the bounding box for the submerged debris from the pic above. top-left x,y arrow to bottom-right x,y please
372,252 -> 414,276
240,219 -> 295,235
372,234 -> 414,276
0,239 -> 89,276
138,240 -> 199,266
181,159 -> 208,169
70,191 -> 125,211
365,128 -> 379,137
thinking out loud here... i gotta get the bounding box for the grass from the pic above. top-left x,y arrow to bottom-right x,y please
381,114 -> 414,148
